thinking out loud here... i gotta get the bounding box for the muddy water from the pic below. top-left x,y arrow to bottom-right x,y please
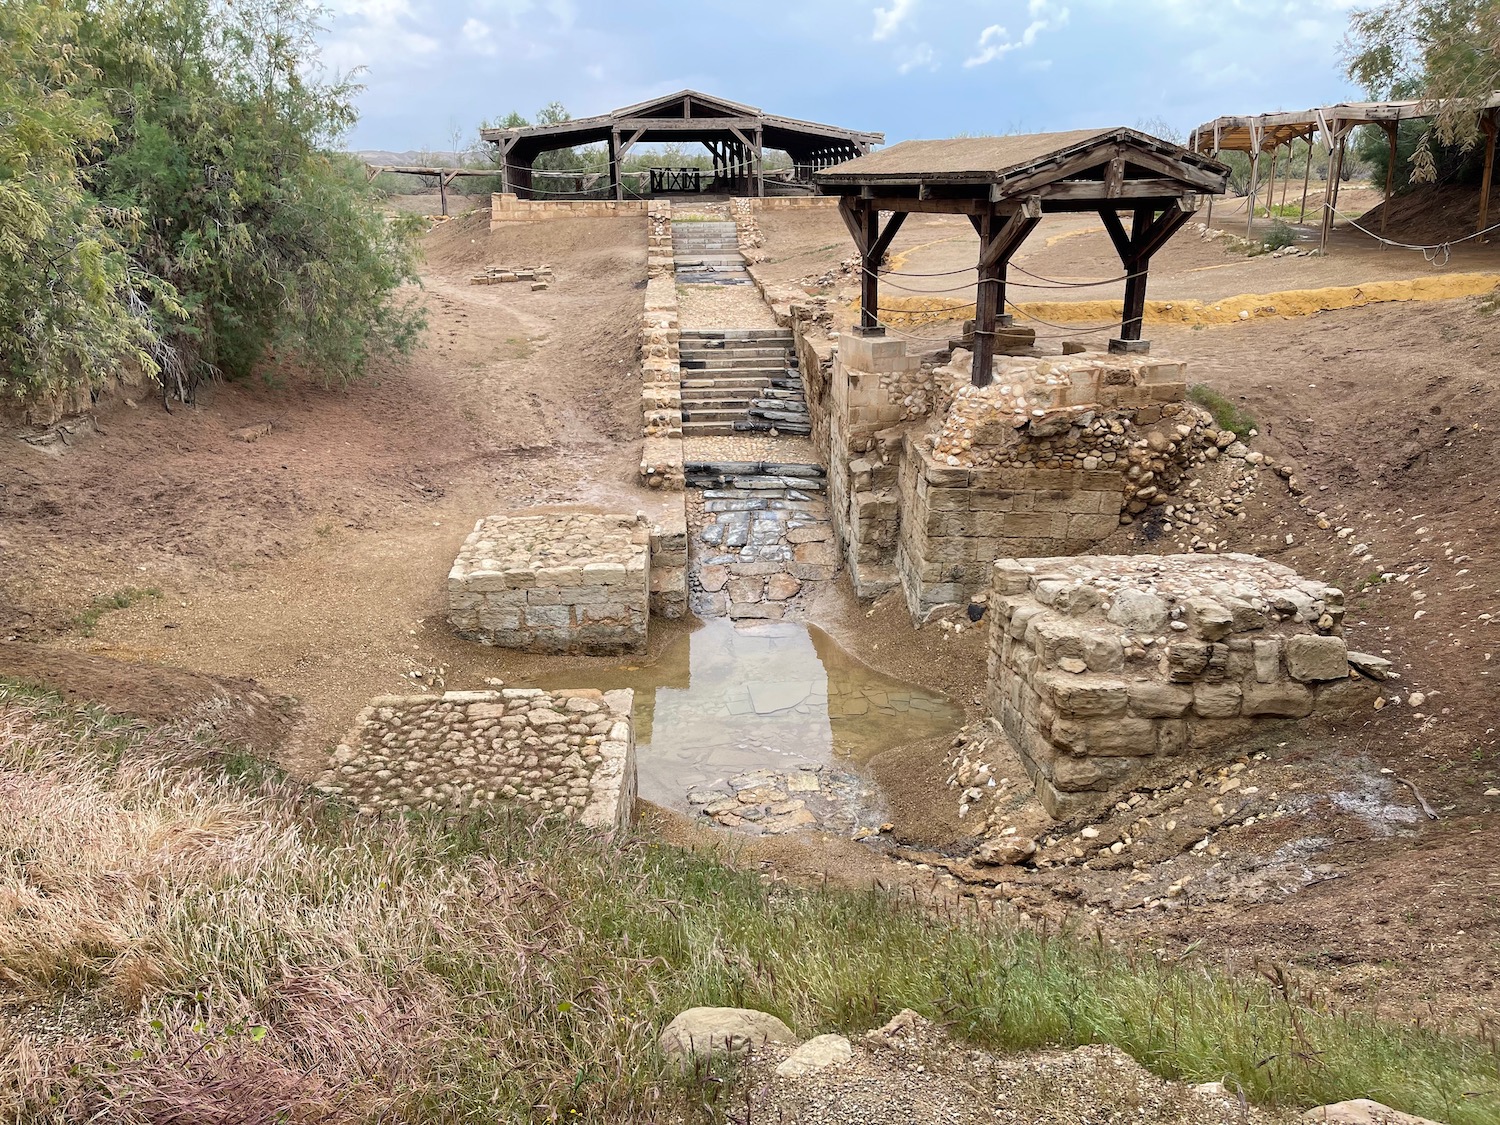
527,617 -> 961,811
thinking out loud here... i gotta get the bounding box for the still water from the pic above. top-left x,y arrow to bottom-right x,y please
530,617 -> 962,810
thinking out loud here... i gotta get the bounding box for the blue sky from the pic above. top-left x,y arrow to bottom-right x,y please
321,0 -> 1366,153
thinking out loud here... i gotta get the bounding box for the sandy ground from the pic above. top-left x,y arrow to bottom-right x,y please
2,193 -> 1499,1034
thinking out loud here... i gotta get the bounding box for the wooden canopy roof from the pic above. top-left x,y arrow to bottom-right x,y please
815,127 -> 1229,213
480,89 -> 883,159
1191,94 -> 1500,155
816,128 -> 1230,375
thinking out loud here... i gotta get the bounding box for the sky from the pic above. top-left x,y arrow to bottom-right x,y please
320,0 -> 1367,154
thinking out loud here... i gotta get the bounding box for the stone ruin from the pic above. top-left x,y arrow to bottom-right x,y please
447,511 -> 650,655
792,328 -> 1233,622
320,688 -> 636,830
469,263 -> 553,290
985,553 -> 1385,817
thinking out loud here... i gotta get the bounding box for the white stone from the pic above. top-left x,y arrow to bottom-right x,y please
774,1034 -> 853,1077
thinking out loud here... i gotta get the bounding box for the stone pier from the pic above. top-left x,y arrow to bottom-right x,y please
447,511 -> 650,655
985,553 -> 1381,817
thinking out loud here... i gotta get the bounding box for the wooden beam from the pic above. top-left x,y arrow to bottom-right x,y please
1320,129 -> 1346,254
1298,135 -> 1313,224
1479,113 -> 1496,242
1381,121 -> 1398,239
970,206 -> 1042,387
869,210 -> 908,263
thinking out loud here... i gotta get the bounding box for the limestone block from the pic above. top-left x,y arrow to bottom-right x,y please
1241,681 -> 1315,717
1185,596 -> 1234,641
1127,681 -> 1193,718
1040,673 -> 1128,717
1108,589 -> 1170,633
1286,634 -> 1350,682
1193,682 -> 1243,718
1050,716 -> 1157,757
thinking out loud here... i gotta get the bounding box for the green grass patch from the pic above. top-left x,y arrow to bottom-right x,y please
1189,384 -> 1259,441
70,586 -> 161,636
0,684 -> 1496,1123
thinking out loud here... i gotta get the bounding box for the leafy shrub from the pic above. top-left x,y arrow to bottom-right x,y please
1260,220 -> 1297,252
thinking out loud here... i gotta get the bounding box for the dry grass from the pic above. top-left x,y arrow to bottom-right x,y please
1,682 -> 1497,1124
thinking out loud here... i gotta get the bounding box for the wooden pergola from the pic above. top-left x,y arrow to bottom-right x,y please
480,90 -> 883,201
1190,95 -> 1500,253
815,129 -> 1229,384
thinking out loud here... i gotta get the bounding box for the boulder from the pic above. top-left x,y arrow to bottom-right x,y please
972,836 -> 1037,866
773,1034 -> 853,1077
1301,1099 -> 1447,1125
658,1007 -> 796,1062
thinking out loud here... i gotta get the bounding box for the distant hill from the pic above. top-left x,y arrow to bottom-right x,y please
354,150 -> 469,167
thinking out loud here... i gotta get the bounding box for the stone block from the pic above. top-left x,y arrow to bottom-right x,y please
1241,682 -> 1315,717
1127,681 -> 1192,718
1286,634 -> 1350,682
1193,682 -> 1243,718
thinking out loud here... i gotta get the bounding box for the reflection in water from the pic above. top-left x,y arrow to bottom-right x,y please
529,618 -> 962,809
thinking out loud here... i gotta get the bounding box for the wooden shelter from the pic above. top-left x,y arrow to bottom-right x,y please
480,90 -> 882,201
1190,95 -> 1500,252
815,128 -> 1230,384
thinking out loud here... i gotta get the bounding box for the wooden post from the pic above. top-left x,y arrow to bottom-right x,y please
1245,148 -> 1260,237
1280,142 -> 1293,212
438,173 -> 448,217
755,128 -> 765,198
1320,130 -> 1346,255
1380,121 -> 1398,240
1297,132 -> 1313,224
1478,112 -> 1497,242
1100,198 -> 1194,348
1264,143 -> 1278,224
609,129 -> 621,202
838,199 -> 908,336
968,201 -> 1041,387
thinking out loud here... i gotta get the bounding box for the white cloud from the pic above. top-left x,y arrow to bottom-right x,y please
873,0 -> 917,41
897,42 -> 937,74
321,0 -> 439,74
964,0 -> 1069,67
462,17 -> 497,55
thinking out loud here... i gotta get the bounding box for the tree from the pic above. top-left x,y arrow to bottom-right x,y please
1345,0 -> 1500,181
0,0 -> 161,401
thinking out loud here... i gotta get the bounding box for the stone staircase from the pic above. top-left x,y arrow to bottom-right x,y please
679,329 -> 810,437
672,221 -> 751,285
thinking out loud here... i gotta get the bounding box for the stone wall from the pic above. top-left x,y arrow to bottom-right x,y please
898,451 -> 1125,619
640,200 -> 685,492
320,688 -> 636,830
748,196 -> 841,211
650,502 -> 689,620
490,193 -> 650,227
985,554 -> 1379,818
448,512 -> 650,654
791,324 -> 1223,619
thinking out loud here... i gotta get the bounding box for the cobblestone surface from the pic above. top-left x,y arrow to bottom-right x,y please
320,688 -> 636,829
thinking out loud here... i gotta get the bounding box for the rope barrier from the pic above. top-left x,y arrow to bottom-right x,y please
1322,200 -> 1500,267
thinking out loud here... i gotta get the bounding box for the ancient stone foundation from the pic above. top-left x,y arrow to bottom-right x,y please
985,554 -> 1379,817
321,688 -> 636,829
490,193 -> 649,227
803,326 -> 1226,621
447,512 -> 650,654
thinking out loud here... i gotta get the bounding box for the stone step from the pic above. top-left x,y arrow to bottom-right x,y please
680,387 -> 762,401
681,421 -> 738,436
751,399 -> 807,415
681,358 -> 789,372
681,377 -> 778,391
679,344 -> 789,358
687,471 -> 824,489
680,329 -> 794,341
685,460 -> 826,478
683,408 -> 754,423
734,421 -> 813,437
